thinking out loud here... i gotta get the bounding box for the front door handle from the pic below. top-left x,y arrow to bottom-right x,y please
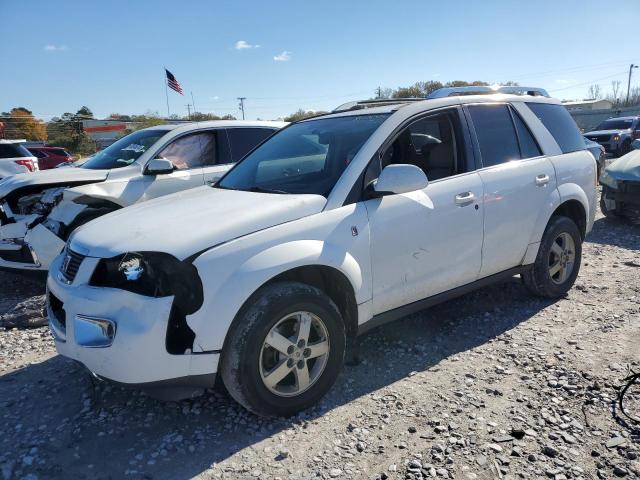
535,174 -> 550,186
455,191 -> 475,206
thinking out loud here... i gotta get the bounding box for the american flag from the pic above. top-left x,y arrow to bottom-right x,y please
165,69 -> 183,95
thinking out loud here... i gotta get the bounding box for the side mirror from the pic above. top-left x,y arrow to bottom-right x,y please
370,164 -> 429,197
632,139 -> 640,150
144,157 -> 174,175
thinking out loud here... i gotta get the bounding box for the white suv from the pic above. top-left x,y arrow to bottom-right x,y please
46,87 -> 597,416
0,140 -> 39,178
0,120 -> 285,270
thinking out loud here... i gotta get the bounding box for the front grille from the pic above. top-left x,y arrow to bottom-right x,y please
60,248 -> 85,283
48,291 -> 66,329
587,135 -> 611,143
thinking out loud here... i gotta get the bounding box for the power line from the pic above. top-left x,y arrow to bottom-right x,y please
548,71 -> 629,93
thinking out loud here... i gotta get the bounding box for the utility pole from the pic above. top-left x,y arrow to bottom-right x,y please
376,86 -> 382,99
237,97 -> 246,120
626,64 -> 638,105
185,104 -> 192,120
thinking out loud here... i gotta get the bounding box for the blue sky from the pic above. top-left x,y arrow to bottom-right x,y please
1,0 -> 639,121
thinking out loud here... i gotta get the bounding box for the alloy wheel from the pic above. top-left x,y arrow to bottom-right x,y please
548,232 -> 576,285
259,311 -> 330,397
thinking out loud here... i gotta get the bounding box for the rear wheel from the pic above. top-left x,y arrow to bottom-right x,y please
220,281 -> 345,417
522,216 -> 582,298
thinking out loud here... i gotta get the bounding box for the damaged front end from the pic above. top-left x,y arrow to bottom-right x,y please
600,151 -> 640,224
0,187 -> 67,268
0,188 -> 116,270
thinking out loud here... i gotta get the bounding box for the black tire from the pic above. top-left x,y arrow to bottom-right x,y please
220,281 -> 346,417
600,193 -> 617,219
522,216 -> 582,298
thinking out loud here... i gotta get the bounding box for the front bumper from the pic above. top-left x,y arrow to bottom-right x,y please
0,219 -> 65,271
602,181 -> 640,222
46,254 -> 218,387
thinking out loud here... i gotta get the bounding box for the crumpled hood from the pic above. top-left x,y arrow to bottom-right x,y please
0,168 -> 109,199
605,150 -> 640,181
70,186 -> 327,260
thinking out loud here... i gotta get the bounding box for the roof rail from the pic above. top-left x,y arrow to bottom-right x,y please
332,98 -> 425,113
426,85 -> 550,99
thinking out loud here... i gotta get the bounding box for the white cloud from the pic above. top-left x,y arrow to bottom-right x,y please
44,44 -> 68,52
209,96 -> 220,101
273,51 -> 292,62
554,78 -> 572,85
235,40 -> 260,50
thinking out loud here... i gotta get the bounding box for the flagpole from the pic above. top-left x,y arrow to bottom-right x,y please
164,68 -> 170,118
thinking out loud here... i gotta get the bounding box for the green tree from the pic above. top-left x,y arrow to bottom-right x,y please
76,106 -> 94,118
128,112 -> 167,131
0,107 -> 47,140
284,109 -> 327,122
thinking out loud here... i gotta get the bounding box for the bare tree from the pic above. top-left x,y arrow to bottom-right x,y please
587,84 -> 602,100
610,80 -> 621,102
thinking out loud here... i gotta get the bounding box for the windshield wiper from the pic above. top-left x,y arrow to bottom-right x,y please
246,186 -> 290,194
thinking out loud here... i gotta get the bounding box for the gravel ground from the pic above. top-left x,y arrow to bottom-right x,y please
1,205 -> 639,480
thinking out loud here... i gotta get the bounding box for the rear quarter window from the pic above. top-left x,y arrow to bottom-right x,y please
0,144 -> 31,159
526,103 -> 585,154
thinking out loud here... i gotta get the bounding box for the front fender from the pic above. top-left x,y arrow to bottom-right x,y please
187,239 -> 366,352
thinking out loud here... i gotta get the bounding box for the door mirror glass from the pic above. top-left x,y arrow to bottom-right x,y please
145,157 -> 174,175
372,164 -> 428,196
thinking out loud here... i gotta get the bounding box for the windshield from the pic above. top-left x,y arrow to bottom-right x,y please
218,114 -> 390,196
595,119 -> 634,130
81,129 -> 167,170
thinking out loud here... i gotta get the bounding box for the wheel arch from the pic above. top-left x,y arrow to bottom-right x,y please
523,186 -> 589,264
189,239 -> 365,352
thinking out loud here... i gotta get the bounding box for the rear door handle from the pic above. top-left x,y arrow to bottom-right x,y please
535,174 -> 550,186
455,191 -> 475,206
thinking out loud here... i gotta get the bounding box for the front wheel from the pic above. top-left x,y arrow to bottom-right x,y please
522,216 -> 582,298
220,281 -> 345,417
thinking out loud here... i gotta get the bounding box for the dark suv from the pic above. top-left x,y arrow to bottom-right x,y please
584,116 -> 640,157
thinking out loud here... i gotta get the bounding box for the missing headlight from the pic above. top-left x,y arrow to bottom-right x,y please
90,252 -> 204,315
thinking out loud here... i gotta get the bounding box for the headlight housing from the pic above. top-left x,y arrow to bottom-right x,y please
599,169 -> 618,189
90,252 -> 204,315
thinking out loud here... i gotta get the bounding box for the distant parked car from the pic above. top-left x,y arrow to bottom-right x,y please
27,147 -> 74,170
600,149 -> 640,224
584,136 -> 606,178
0,120 -> 286,270
584,116 -> 640,157
0,140 -> 39,179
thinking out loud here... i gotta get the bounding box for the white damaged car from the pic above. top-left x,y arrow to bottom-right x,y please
47,87 -> 596,416
0,121 -> 285,270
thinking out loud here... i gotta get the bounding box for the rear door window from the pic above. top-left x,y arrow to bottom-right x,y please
526,103 -> 585,153
227,128 -> 275,162
468,105 -> 521,167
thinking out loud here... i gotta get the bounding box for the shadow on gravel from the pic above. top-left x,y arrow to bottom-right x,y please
586,217 -> 640,251
0,276 -> 555,480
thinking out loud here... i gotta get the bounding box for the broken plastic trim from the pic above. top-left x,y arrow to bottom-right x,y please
90,252 -> 205,355
90,251 -> 204,313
